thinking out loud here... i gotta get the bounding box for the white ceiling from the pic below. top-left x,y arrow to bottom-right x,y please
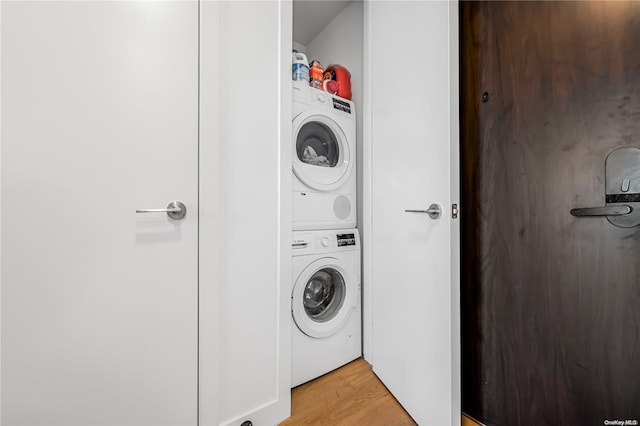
293,0 -> 352,46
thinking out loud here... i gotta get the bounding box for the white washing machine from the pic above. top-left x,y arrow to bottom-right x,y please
291,228 -> 361,387
292,83 -> 357,230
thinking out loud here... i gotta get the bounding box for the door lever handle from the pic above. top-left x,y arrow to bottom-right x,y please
136,201 -> 187,220
570,205 -> 632,217
405,203 -> 442,219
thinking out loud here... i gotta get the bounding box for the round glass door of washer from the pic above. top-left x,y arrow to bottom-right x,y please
292,260 -> 355,338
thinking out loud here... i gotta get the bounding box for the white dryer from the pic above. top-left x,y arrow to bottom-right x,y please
292,84 -> 357,230
291,228 -> 361,387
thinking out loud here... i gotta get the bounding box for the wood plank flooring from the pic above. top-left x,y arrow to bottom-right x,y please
462,414 -> 484,426
279,358 -> 484,425
280,358 -> 416,425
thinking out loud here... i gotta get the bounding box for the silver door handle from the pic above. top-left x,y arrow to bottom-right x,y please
405,203 -> 442,219
570,205 -> 632,217
136,201 -> 187,220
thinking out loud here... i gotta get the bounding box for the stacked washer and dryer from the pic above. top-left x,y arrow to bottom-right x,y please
291,82 -> 361,387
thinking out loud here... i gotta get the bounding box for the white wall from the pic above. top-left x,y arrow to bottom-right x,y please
306,1 -> 364,235
292,40 -> 307,54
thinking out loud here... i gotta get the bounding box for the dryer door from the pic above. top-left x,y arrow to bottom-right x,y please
292,258 -> 356,338
292,113 -> 354,191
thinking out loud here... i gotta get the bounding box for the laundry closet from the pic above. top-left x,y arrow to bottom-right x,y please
0,1 -> 458,425
289,0 -> 363,390
290,1 -> 460,425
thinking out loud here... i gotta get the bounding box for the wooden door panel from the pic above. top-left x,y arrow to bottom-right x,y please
462,2 -> 640,424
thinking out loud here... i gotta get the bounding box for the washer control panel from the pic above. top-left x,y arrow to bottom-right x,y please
336,233 -> 356,247
292,229 -> 360,254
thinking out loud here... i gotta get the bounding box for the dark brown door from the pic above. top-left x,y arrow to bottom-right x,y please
461,2 -> 640,425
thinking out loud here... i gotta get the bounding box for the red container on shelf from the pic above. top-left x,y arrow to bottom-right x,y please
323,79 -> 339,94
323,65 -> 352,100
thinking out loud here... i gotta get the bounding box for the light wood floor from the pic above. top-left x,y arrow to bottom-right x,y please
280,358 -> 415,425
279,358 -> 484,426
462,414 -> 484,426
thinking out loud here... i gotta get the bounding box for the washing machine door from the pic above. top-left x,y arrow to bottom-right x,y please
292,258 -> 356,338
292,113 -> 354,192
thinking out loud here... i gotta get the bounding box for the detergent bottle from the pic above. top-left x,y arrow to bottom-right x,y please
309,60 -> 324,89
292,50 -> 309,82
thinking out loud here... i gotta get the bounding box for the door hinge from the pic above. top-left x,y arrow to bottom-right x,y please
452,203 -> 459,219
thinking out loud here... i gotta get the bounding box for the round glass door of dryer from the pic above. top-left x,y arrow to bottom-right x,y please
292,260 -> 355,338
292,114 -> 353,192
296,122 -> 340,168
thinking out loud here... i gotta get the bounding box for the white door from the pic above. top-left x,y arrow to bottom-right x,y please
1,2 -> 198,425
197,1 -> 292,424
363,1 -> 461,425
